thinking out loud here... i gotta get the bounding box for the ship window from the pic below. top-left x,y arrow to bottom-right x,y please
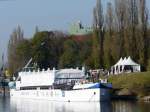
20,86 -> 51,90
40,87 -> 49,90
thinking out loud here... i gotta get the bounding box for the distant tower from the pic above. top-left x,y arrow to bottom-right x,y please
77,20 -> 83,29
35,26 -> 39,34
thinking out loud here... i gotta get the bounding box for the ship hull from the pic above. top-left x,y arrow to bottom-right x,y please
10,88 -> 110,102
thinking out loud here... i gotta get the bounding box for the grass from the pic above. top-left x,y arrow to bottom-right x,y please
108,72 -> 150,98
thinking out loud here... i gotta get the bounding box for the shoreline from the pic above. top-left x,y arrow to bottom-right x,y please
111,95 -> 150,102
111,95 -> 137,101
108,72 -> 150,102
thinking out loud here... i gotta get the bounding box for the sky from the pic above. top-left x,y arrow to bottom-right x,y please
0,0 -> 97,55
0,0 -> 150,61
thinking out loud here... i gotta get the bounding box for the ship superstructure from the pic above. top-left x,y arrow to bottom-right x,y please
9,67 -> 111,102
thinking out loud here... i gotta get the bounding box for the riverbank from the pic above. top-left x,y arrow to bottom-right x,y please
108,72 -> 150,101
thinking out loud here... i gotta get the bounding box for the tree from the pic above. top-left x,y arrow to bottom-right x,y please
115,0 -> 128,58
105,2 -> 114,36
104,2 -> 115,69
138,0 -> 149,68
93,0 -> 105,68
59,39 -> 80,68
16,39 -> 32,69
32,31 -> 53,69
91,30 -> 101,69
7,26 -> 24,75
32,31 -> 65,69
78,35 -> 93,67
128,0 -> 139,59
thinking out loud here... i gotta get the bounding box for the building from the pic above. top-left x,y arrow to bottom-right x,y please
69,21 -> 93,35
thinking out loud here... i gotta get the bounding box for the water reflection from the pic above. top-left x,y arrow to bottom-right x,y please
0,96 -> 149,112
0,96 -> 11,112
112,101 -> 150,112
10,99 -> 112,112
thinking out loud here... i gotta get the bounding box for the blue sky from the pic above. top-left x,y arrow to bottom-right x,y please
0,0 -> 98,55
0,0 -> 150,59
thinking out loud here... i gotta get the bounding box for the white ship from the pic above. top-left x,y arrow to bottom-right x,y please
9,67 -> 112,102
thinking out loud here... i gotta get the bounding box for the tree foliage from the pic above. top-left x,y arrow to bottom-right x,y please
7,0 -> 150,75
59,39 -> 80,68
31,31 -> 65,69
7,26 -> 24,75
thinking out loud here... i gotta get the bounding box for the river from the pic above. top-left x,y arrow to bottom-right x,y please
0,96 -> 150,112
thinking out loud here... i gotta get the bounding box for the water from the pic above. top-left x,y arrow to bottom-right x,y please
0,96 -> 150,112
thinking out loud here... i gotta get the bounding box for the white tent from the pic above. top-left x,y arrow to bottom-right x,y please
124,56 -> 139,66
114,57 -> 123,66
112,56 -> 141,75
113,57 -> 123,74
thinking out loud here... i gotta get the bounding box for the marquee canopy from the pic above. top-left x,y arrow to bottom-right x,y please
112,56 -> 141,75
115,56 -> 139,66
